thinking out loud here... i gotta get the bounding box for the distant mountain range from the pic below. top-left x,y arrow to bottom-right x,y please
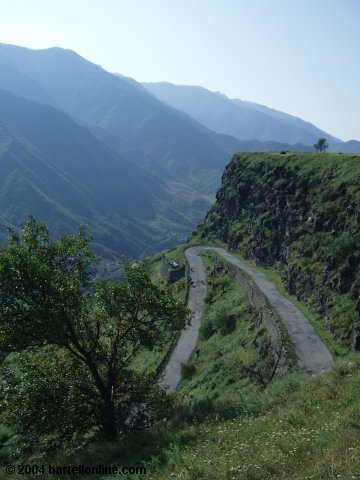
143,82 -> 360,152
0,44 -> 237,258
0,43 -> 359,262
0,89 -> 177,258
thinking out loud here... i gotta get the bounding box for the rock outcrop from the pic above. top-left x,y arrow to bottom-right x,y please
199,152 -> 360,348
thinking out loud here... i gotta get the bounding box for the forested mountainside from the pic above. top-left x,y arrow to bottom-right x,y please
2,42 -> 359,264
0,44 -> 240,258
198,152 -> 360,347
0,89 -> 201,258
0,43 -> 232,194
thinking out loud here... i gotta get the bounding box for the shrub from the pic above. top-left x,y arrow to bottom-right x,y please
180,363 -> 196,380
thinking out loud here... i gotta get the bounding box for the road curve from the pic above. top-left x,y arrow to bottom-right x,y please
160,246 -> 334,392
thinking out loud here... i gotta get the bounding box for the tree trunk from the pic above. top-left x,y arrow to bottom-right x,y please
74,348 -> 119,440
102,398 -> 118,440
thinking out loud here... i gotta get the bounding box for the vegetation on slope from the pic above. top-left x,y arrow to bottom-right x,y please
0,217 -> 188,463
1,223 -> 359,479
2,148 -> 360,478
145,355 -> 360,480
198,152 -> 360,348
0,89 -> 205,261
177,250 -> 278,414
2,244 -> 355,480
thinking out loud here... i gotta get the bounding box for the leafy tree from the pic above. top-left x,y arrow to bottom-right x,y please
313,137 -> 329,153
0,216 -> 188,449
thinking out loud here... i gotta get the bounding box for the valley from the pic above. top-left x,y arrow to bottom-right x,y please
0,39 -> 359,480
1,43 -> 360,268
1,145 -> 360,477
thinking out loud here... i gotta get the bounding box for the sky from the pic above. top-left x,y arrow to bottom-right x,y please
0,0 -> 359,141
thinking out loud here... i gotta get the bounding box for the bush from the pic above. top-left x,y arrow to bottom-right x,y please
219,313 -> 237,335
180,363 -> 196,380
200,316 -> 216,339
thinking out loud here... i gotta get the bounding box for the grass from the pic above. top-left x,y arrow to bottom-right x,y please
0,244 -> 190,474
176,250 -> 278,418
144,354 -> 360,479
144,244 -> 188,302
227,251 -> 348,358
197,152 -> 360,346
132,245 -> 189,375
32,354 -> 360,480
187,240 -> 347,359
2,241 -> 357,480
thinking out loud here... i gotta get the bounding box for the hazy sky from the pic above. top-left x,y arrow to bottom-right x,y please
0,0 -> 359,141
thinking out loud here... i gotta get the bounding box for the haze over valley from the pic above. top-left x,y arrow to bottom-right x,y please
1,2 -> 360,477
1,43 -> 359,264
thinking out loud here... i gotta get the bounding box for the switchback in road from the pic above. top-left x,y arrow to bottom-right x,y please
160,246 -> 334,393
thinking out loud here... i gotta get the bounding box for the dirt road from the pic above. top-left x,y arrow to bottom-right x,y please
160,246 -> 333,392
160,247 -> 208,392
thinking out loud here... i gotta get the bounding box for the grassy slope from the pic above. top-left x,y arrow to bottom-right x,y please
228,251 -> 349,358
132,245 -> 188,374
176,250 -> 276,410
40,246 -> 360,480
29,356 -> 359,480
2,240 -> 358,479
141,244 -> 359,479
146,355 -> 360,480
198,152 -> 360,346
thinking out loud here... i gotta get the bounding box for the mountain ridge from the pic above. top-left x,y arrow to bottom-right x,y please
0,88 -> 201,259
142,81 -> 360,148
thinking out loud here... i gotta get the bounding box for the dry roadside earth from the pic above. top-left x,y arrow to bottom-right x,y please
160,246 -> 334,393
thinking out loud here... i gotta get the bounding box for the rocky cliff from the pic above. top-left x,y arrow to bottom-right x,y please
198,152 -> 360,347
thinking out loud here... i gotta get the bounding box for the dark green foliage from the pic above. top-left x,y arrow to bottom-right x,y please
199,152 -> 360,345
314,137 -> 329,153
0,217 -> 189,456
1,348 -> 98,458
180,363 -> 196,380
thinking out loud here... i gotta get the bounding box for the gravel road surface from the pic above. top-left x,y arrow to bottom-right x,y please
160,246 -> 334,392
160,247 -> 208,392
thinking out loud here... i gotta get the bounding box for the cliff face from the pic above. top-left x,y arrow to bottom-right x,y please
199,152 -> 360,347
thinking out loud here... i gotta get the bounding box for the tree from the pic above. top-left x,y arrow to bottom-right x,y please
240,342 -> 288,388
0,216 -> 189,448
313,137 -> 329,153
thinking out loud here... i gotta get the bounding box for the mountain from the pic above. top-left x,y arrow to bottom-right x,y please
3,43 -> 357,265
0,44 -> 234,195
197,151 -> 360,348
142,82 -> 341,146
0,53 -> 52,105
0,44 -> 255,261
0,88 -> 204,259
330,140 -> 360,153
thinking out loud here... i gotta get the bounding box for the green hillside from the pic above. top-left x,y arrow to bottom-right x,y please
1,243 -> 355,480
1,213 -> 360,479
0,43 -> 231,195
0,89 -> 207,260
198,152 -> 360,348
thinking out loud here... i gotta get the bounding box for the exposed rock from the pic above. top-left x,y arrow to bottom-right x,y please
198,152 -> 360,347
